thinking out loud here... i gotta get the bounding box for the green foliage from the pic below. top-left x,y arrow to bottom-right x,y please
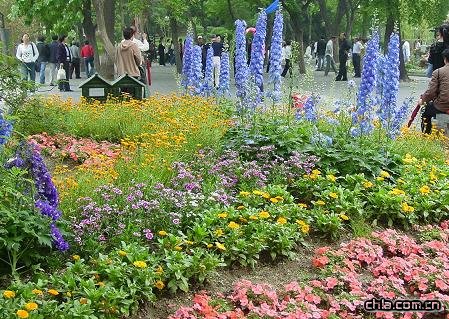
0,53 -> 32,109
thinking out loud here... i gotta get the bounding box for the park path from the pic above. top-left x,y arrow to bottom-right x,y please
34,64 -> 429,107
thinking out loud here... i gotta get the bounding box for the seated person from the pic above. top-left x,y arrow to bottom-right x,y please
419,48 -> 449,134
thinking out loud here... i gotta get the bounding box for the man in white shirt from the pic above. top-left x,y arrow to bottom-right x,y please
281,40 -> 292,77
403,40 -> 411,63
352,37 -> 364,77
324,36 -> 337,76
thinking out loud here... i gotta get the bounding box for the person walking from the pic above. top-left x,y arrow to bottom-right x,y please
352,37 -> 363,77
281,40 -> 292,77
56,35 -> 72,92
402,40 -> 411,63
48,35 -> 59,86
69,41 -> 81,79
158,40 -> 165,66
324,36 -> 337,76
211,35 -> 223,87
16,33 -> 39,90
336,32 -> 351,81
129,26 -> 149,83
419,49 -> 449,133
428,24 -> 449,74
36,35 -> 49,85
316,36 -> 326,71
81,40 -> 95,77
116,27 -> 141,78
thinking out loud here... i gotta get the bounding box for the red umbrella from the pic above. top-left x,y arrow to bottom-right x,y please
407,103 -> 421,128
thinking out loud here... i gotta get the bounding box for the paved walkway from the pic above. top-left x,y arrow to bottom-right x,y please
34,65 -> 429,107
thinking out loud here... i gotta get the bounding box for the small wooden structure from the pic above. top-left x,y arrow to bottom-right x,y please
79,74 -> 112,102
111,75 -> 146,100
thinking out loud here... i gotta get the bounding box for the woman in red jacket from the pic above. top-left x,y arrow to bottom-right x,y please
81,40 -> 95,77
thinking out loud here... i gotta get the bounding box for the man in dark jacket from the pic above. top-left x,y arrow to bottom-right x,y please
419,48 -> 449,133
56,35 -> 72,92
36,35 -> 50,84
336,32 -> 351,81
316,36 -> 326,71
48,35 -> 59,86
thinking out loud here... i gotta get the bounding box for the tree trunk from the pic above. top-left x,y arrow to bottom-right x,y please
397,20 -> 409,81
82,0 -> 100,70
0,12 -> 8,54
226,0 -> 236,23
92,0 -> 116,79
316,0 -> 330,37
334,0 -> 346,36
170,18 -> 182,74
293,28 -> 306,74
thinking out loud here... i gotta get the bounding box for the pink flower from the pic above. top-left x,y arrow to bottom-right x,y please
325,277 -> 339,290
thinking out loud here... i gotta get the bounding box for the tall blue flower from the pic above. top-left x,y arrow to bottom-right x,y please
50,223 -> 69,252
296,95 -> 319,122
218,52 -> 230,97
202,47 -> 214,97
249,10 -> 267,102
379,32 -> 400,129
0,114 -> 13,147
268,9 -> 284,103
389,97 -> 414,139
181,35 -> 194,90
234,20 -> 249,109
352,30 -> 380,135
190,45 -> 204,95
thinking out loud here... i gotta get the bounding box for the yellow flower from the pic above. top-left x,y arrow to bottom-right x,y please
420,185 -> 431,195
118,250 -> 127,257
269,198 -> 279,204
259,211 -> 270,219
3,290 -> 15,298
80,297 -> 88,304
158,230 -> 168,236
339,213 -> 350,221
237,205 -> 245,210
72,255 -> 80,261
239,191 -> 250,197
376,177 -> 385,182
298,203 -> 308,208
329,192 -> 338,199
174,246 -> 182,251
155,280 -> 165,290
312,169 -> 321,176
401,202 -> 415,213
363,181 -> 374,188
380,170 -> 391,178
397,178 -> 405,184
262,192 -> 271,199
214,228 -> 224,237
155,266 -> 164,274
66,291 -> 72,297
32,289 -> 43,296
206,243 -> 213,248
249,215 -> 258,220
228,221 -> 240,229
133,261 -> 147,268
215,242 -> 226,251
327,174 -> 337,182
274,196 -> 284,201
277,217 -> 287,225
97,282 -> 105,287
24,302 -> 38,311
185,240 -> 194,245
48,289 -> 59,296
315,200 -> 326,206
296,220 -> 310,234
403,154 -> 415,164
252,190 -> 263,195
217,213 -> 228,218
16,310 -> 29,318
389,188 -> 405,196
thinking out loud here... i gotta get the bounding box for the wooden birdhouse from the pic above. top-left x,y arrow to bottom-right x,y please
79,73 -> 112,102
111,75 -> 146,100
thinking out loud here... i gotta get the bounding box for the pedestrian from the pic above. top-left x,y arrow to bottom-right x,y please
179,38 -> 184,61
402,40 -> 411,63
69,41 -> 81,79
324,36 -> 337,76
158,39 -> 165,66
211,35 -> 223,87
56,34 -> 72,92
198,35 -> 207,73
81,40 -> 95,77
281,40 -> 292,77
336,32 -> 351,81
16,33 -> 39,91
428,24 -> 449,75
352,37 -> 363,78
129,26 -> 149,83
304,42 -> 313,64
116,27 -> 141,78
419,48 -> 449,133
36,35 -> 50,85
47,35 -> 59,86
316,36 -> 326,71
168,40 -> 175,65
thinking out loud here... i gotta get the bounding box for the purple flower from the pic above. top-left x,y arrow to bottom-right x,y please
35,199 -> 62,220
202,47 -> 214,96
0,114 -> 13,147
181,35 -> 194,90
234,20 -> 249,110
217,52 -> 231,97
267,9 -> 283,103
172,218 -> 180,225
143,229 -> 154,240
249,10 -> 267,102
50,223 -> 69,252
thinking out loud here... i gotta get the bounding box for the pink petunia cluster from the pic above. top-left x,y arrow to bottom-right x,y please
170,223 -> 449,319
